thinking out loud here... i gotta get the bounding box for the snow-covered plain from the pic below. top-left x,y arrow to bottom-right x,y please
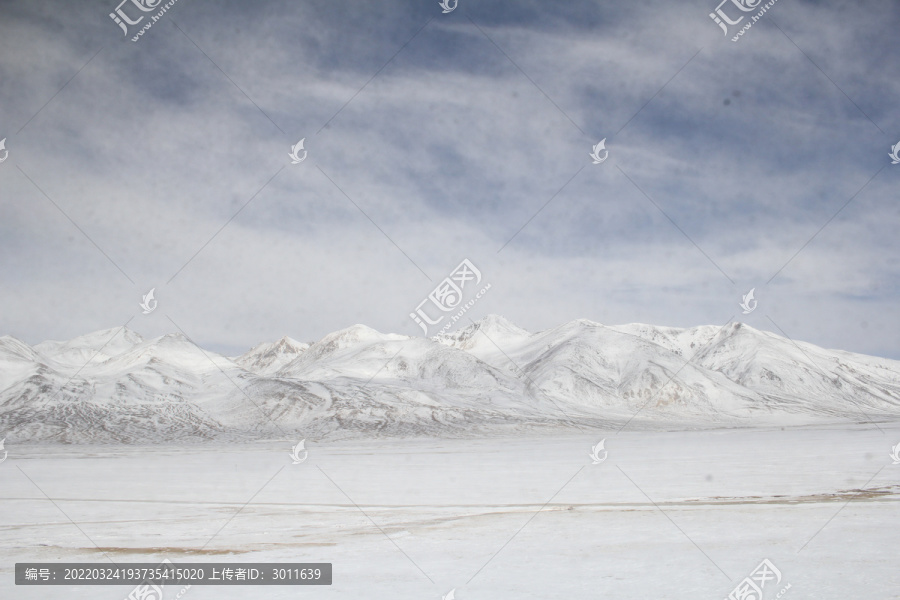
2,318 -> 900,597
2,425 -> 899,599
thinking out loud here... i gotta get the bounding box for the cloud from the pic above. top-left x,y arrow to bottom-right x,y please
0,0 -> 898,359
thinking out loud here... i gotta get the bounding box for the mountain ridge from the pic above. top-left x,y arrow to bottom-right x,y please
1,316 -> 898,443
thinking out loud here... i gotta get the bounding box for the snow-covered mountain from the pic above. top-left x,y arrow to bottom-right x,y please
1,316 -> 899,443
233,336 -> 309,376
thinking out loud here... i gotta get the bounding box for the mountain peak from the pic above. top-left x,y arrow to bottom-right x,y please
470,315 -> 531,340
235,335 -> 310,375
320,324 -> 403,344
34,327 -> 144,364
478,314 -> 528,332
0,335 -> 39,361
437,314 -> 531,350
271,336 -> 308,354
277,335 -> 304,345
308,324 -> 407,357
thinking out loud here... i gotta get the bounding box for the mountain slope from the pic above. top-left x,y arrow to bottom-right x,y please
233,336 -> 310,376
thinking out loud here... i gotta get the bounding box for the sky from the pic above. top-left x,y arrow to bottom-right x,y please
0,0 -> 898,358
